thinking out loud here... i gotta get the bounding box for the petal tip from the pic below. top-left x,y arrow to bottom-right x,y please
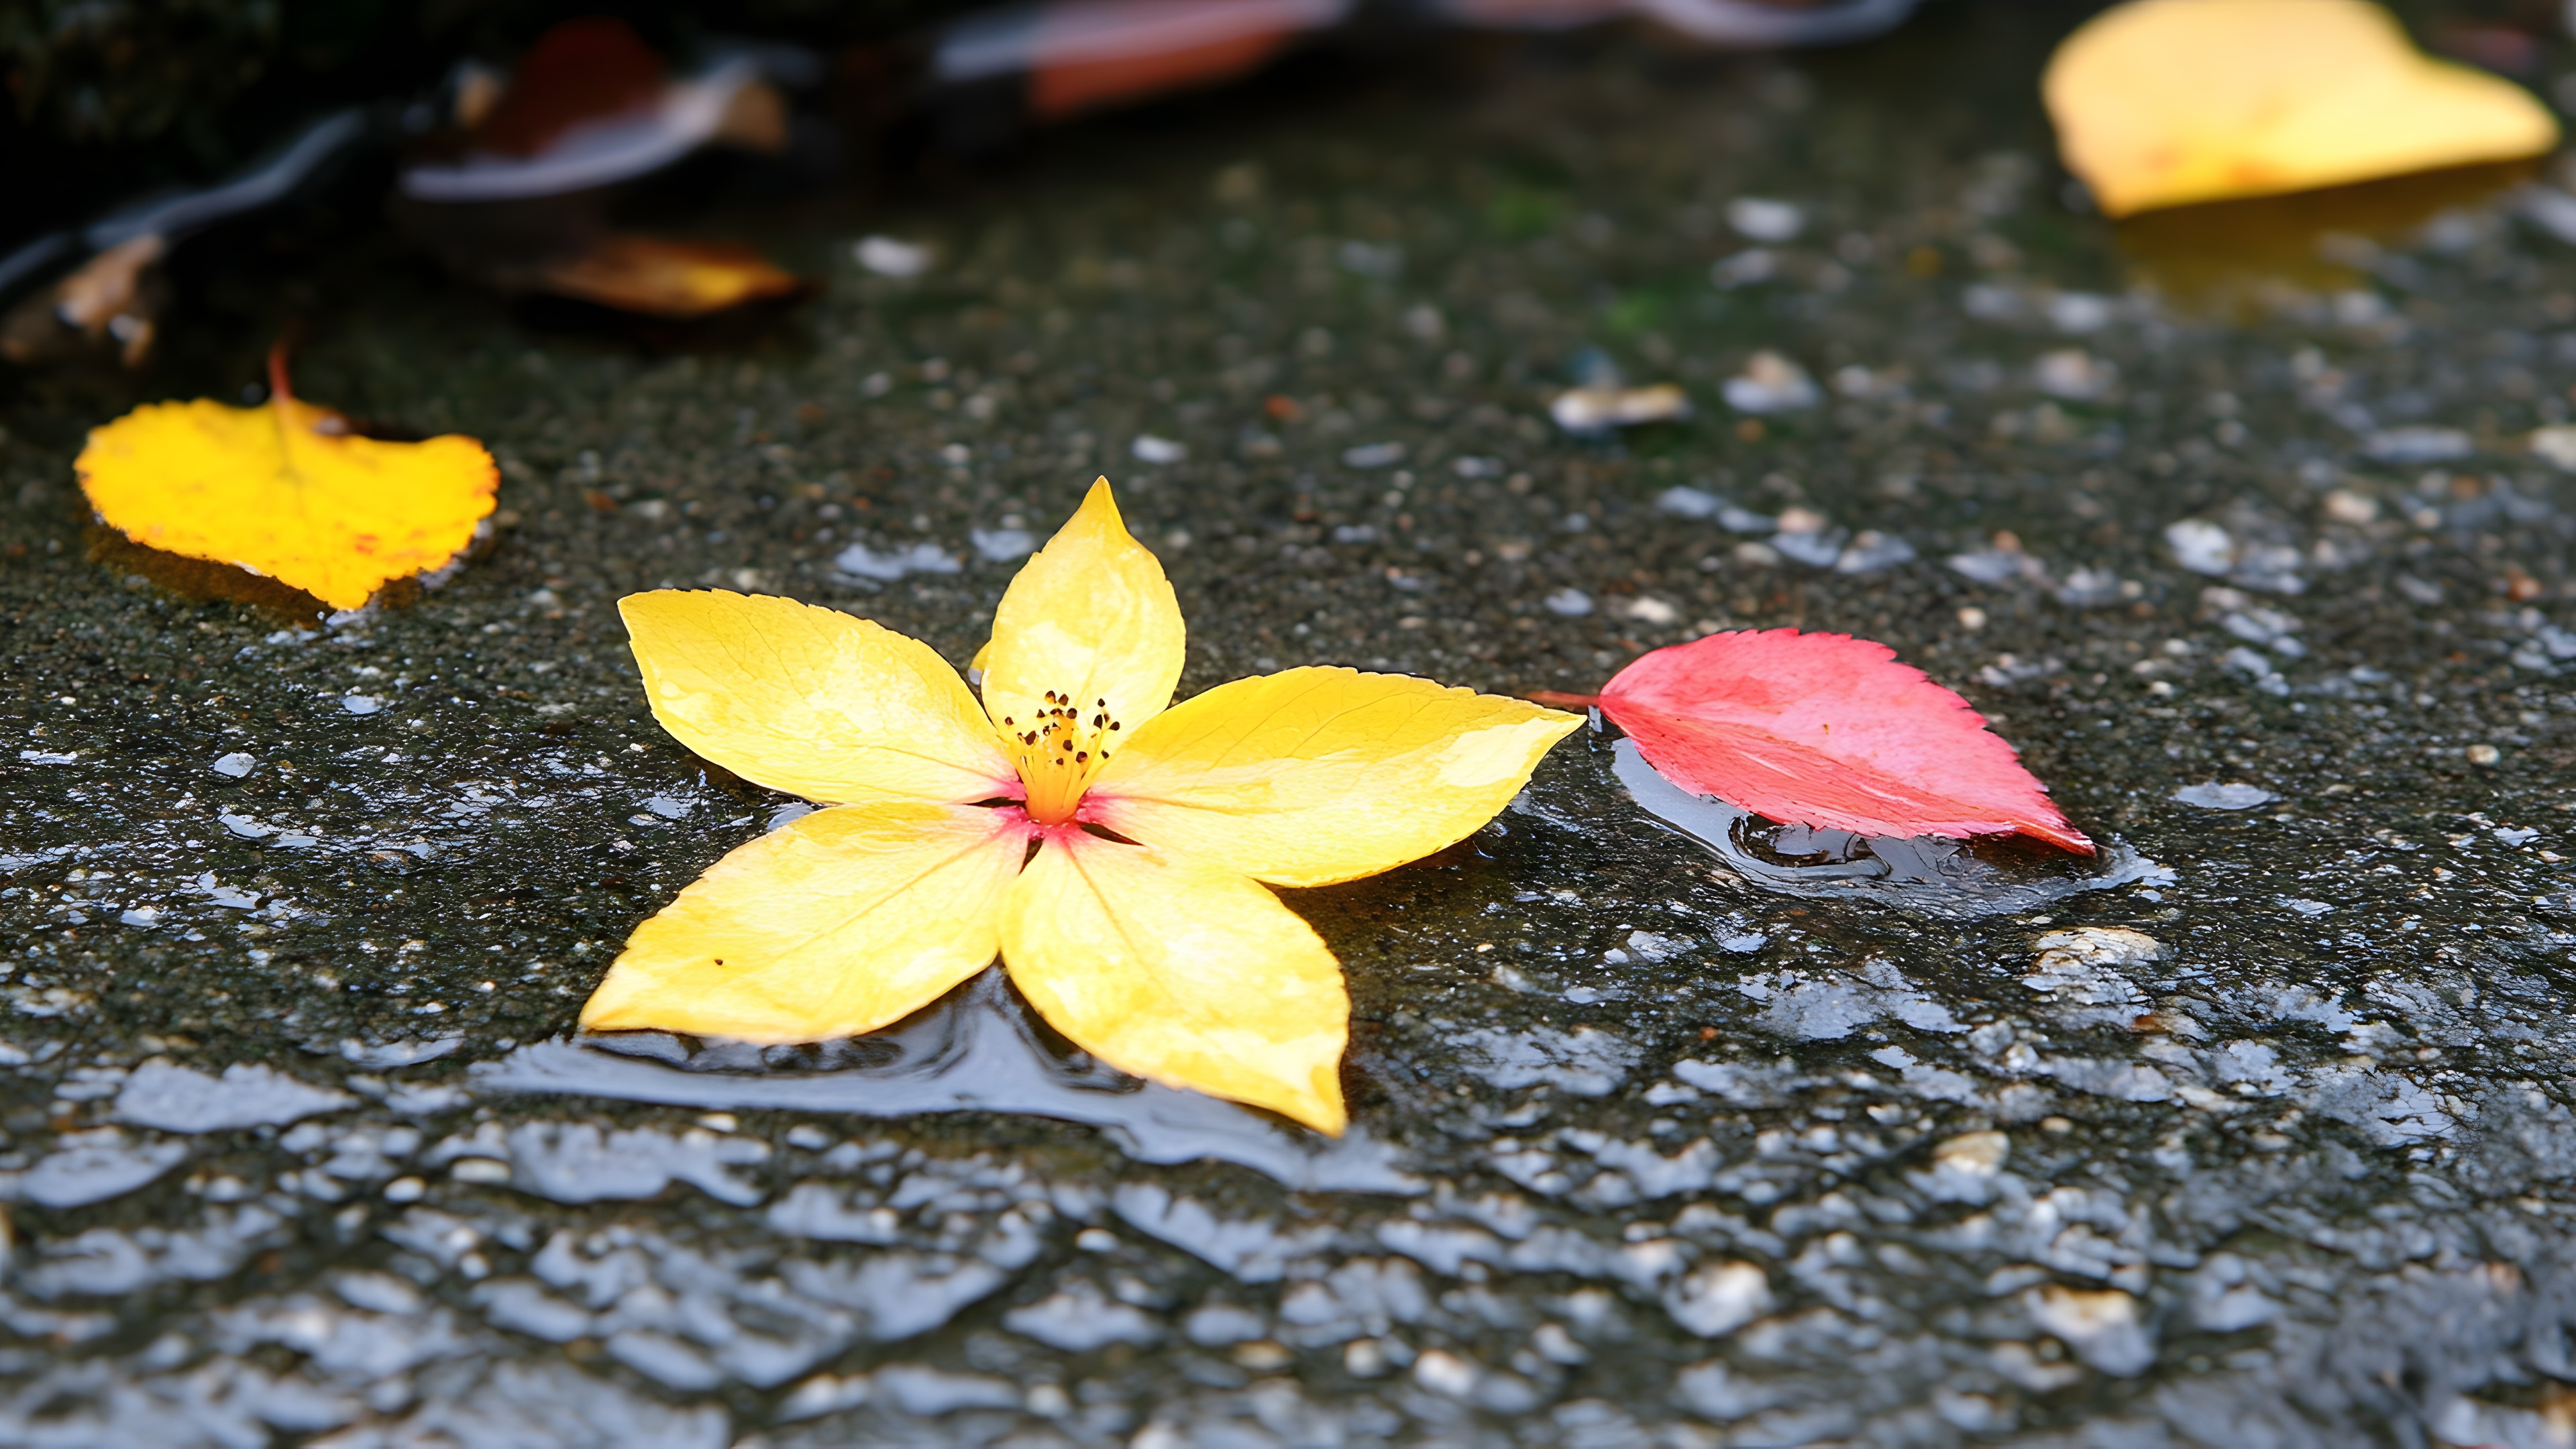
1289,1083 -> 1349,1136
574,976 -> 641,1032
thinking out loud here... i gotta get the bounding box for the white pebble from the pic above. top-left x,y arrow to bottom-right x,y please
855,235 -> 931,278
1725,197 -> 1805,242
1722,351 -> 1819,414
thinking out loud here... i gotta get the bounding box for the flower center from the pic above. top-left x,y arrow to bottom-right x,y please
1000,689 -> 1122,825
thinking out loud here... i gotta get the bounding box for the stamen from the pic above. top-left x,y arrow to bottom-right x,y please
1004,684 -> 1124,824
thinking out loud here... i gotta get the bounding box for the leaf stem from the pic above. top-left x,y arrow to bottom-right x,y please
266,341 -> 294,409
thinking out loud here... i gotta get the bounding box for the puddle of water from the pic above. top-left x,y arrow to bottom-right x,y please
475,971 -> 1419,1195
1605,738 -> 2168,918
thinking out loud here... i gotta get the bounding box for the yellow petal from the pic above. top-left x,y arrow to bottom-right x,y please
622,590 -> 1014,805
2045,0 -> 2558,217
75,396 -> 496,610
582,801 -> 1024,1042
1001,834 -> 1348,1133
981,478 -> 1183,735
1087,667 -> 1581,888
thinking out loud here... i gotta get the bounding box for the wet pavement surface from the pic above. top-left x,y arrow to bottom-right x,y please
8,8 -> 2576,1446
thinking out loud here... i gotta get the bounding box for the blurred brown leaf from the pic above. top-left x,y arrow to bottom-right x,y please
534,235 -> 807,318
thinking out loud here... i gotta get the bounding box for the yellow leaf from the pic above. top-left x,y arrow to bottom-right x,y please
980,478 -> 1184,745
1089,666 -> 1581,887
74,367 -> 496,611
1001,833 -> 1348,1133
582,801 -> 1024,1042
2044,0 -> 2558,217
621,590 -> 1014,805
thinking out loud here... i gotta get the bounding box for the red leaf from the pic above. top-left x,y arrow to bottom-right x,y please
1598,629 -> 2093,855
474,19 -> 668,159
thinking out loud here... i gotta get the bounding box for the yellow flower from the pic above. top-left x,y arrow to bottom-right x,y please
581,479 -> 1580,1133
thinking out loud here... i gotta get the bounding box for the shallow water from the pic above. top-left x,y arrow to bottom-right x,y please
1603,734 -> 2171,918
481,974 -> 1419,1194
7,4 -> 2576,1445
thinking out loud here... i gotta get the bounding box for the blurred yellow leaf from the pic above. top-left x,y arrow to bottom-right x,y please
535,235 -> 804,317
76,352 -> 496,610
2045,0 -> 2558,217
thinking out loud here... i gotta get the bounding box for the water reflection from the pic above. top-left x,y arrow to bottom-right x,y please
1608,738 -> 2167,918
2113,158 -> 2539,308
477,970 -> 1418,1195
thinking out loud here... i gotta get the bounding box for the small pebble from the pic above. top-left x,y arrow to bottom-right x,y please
835,541 -> 959,582
1723,351 -> 1819,414
2530,425 -> 2576,472
2033,347 -> 2116,400
1026,1383 -> 1072,1417
1710,249 -> 1775,288
2363,426 -> 2472,464
1413,1348 -> 1480,1396
2467,744 -> 2502,765
1550,384 -> 1691,433
2048,292 -> 2115,333
2174,782 -> 2276,810
855,236 -> 932,278
2165,519 -> 2235,576
1725,197 -> 1805,242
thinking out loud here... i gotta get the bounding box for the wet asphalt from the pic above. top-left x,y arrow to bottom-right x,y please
5,7 -> 2576,1445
